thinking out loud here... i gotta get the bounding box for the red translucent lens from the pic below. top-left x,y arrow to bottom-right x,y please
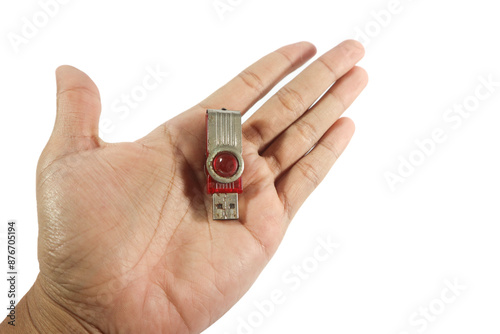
213,152 -> 238,178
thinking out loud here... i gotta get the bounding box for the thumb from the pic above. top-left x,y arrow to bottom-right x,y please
50,65 -> 103,154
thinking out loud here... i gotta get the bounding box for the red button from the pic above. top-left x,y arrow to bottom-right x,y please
213,152 -> 238,178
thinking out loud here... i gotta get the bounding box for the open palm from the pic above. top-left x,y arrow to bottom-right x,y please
29,40 -> 367,334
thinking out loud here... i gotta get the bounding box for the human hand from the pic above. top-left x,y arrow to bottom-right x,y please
1,40 -> 367,333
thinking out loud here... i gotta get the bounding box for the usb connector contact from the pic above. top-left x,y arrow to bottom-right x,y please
212,193 -> 239,220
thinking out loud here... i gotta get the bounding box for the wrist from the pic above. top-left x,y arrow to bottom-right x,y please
1,276 -> 102,333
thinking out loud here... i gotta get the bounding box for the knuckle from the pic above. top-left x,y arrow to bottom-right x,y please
265,154 -> 283,176
238,69 -> 265,94
57,86 -> 100,105
275,49 -> 294,67
279,191 -> 294,220
243,122 -> 266,147
294,119 -> 318,147
297,161 -> 321,188
317,57 -> 341,79
276,86 -> 307,117
328,89 -> 348,111
322,140 -> 341,161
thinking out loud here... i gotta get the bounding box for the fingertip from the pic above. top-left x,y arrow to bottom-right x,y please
55,65 -> 100,99
338,117 -> 355,134
295,41 -> 317,56
339,39 -> 366,60
55,65 -> 85,82
279,41 -> 317,59
344,39 -> 365,53
55,64 -> 74,76
329,117 -> 356,145
351,66 -> 369,87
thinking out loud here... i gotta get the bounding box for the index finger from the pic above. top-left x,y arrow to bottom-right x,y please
196,41 -> 317,115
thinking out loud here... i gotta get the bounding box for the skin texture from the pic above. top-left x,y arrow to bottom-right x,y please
1,40 -> 367,333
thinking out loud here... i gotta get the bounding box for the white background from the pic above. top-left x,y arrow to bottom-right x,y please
1,0 -> 499,333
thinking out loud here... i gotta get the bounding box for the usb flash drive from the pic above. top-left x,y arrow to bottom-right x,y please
206,108 -> 244,220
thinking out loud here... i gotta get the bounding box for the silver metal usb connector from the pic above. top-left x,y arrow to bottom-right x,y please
212,193 -> 239,220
